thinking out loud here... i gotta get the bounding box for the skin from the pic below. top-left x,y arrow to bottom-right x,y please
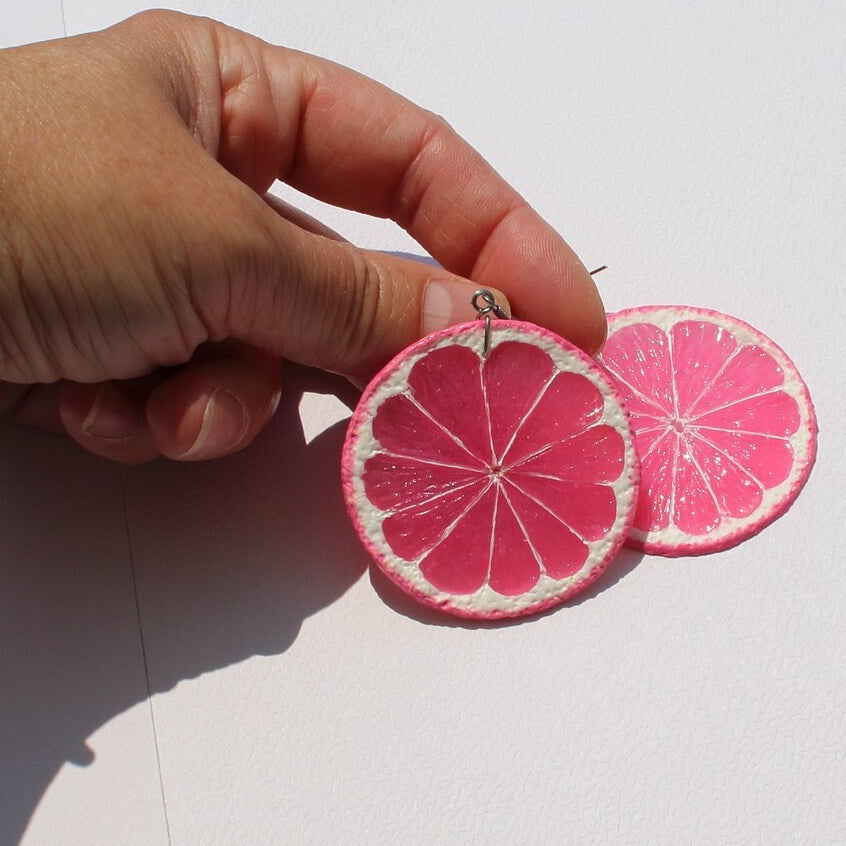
0,10 -> 606,464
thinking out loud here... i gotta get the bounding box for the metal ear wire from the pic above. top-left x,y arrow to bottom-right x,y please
471,289 -> 510,358
471,267 -> 606,358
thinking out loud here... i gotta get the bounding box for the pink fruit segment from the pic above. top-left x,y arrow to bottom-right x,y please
600,322 -> 676,414
599,306 -> 817,556
671,319 -> 737,412
694,391 -> 800,437
484,342 -> 555,459
699,429 -> 794,487
509,474 -> 617,542
672,439 -> 721,535
407,344 -> 492,461
503,484 -> 588,579
342,320 -> 639,619
503,371 -> 604,466
513,425 -> 624,482
686,433 -> 762,519
635,431 -> 675,532
372,394 -> 480,468
419,485 -> 497,594
363,454 -> 481,511
485,490 -> 545,596
381,481 -> 485,562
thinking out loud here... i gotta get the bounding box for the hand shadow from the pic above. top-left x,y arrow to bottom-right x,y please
0,364 -> 367,845
0,347 -> 646,842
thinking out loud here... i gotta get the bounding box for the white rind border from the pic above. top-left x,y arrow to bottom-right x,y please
342,320 -> 640,619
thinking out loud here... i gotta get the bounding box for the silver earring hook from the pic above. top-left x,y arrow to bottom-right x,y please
471,289 -> 510,358
470,268 -> 605,359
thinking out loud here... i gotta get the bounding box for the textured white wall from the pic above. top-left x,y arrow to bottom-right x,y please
2,2 -> 844,844
1,0 -> 64,46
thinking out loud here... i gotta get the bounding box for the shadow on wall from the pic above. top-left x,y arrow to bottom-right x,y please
0,352 -> 643,843
0,364 -> 367,845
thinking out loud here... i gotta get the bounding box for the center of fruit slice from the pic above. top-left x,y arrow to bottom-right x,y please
342,321 -> 639,620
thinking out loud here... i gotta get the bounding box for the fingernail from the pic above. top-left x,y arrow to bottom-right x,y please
82,384 -> 142,441
421,278 -> 478,336
181,389 -> 248,459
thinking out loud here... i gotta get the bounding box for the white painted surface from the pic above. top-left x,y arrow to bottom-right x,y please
0,0 -> 64,47
0,425 -> 169,846
2,1 -> 844,843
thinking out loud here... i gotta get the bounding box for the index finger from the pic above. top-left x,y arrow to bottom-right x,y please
180,16 -> 606,353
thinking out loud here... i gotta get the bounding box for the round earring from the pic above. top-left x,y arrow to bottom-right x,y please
341,290 -> 640,620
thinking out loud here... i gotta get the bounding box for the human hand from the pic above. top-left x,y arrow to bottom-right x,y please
0,10 -> 605,463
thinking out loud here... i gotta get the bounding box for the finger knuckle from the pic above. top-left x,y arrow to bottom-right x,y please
119,8 -> 191,35
324,248 -> 385,370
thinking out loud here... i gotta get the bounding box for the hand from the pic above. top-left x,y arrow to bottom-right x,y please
0,10 -> 605,463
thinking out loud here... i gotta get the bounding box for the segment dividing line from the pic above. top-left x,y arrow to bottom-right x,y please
375,448 -> 485,474
497,371 -> 558,464
688,429 -> 768,490
688,425 -> 791,441
483,484 -> 501,588
405,392 -> 489,466
503,477 -> 590,545
667,324 -> 680,421
689,387 -> 790,422
600,362 -> 671,416
388,477 -> 483,515
667,430 -> 680,530
499,483 -> 548,577
502,420 -> 598,474
478,356 -> 497,469
683,342 -> 744,417
631,423 -> 670,436
683,439 -> 728,523
413,479 -> 495,563
516,471 -> 617,486
639,428 -> 672,463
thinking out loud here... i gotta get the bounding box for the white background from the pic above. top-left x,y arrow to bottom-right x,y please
2,1 -> 844,844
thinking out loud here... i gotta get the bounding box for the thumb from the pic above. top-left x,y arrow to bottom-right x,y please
222,215 -> 511,383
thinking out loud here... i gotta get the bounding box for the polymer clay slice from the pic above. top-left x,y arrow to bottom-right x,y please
342,320 -> 639,619
599,305 -> 817,556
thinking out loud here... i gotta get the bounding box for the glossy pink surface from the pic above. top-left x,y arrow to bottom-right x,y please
343,320 -> 639,619
363,339 -> 620,596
